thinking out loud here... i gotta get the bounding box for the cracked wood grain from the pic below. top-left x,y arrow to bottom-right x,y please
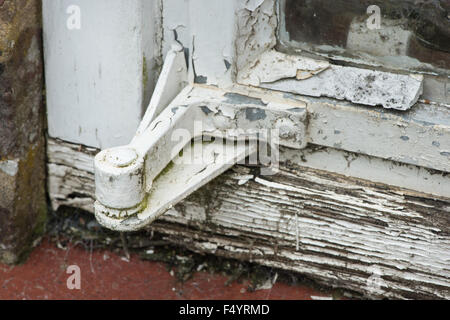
47,138 -> 450,299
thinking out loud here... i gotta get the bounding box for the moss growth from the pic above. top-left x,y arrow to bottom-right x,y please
15,201 -> 47,264
154,160 -> 175,181
142,56 -> 149,90
10,142 -> 47,265
0,0 -> 45,265
30,200 -> 48,240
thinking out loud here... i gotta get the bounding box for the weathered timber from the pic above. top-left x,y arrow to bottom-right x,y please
47,137 -> 450,299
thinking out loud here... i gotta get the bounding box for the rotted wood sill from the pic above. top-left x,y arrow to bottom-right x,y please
47,138 -> 450,299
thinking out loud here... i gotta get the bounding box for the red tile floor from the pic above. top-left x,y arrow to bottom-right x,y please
0,238 -> 339,300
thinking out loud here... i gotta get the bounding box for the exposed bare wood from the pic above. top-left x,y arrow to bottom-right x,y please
47,138 -> 450,299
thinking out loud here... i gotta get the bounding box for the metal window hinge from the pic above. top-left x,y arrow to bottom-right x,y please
94,45 -> 308,231
94,45 -> 450,232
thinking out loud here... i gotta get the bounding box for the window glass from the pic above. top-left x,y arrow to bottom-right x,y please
279,0 -> 450,74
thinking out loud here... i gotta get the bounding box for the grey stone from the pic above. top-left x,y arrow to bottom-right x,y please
0,0 -> 46,265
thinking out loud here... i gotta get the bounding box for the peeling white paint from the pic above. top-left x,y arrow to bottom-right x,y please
237,50 -> 330,86
244,0 -> 266,12
306,99 -> 450,173
162,0 -> 236,87
43,0 -> 450,299
235,0 -> 278,72
240,50 -> 424,110
47,138 -> 450,298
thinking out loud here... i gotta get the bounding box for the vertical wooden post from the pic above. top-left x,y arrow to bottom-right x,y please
43,0 -> 159,149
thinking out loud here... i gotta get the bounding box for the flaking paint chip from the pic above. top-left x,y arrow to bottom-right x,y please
238,50 -> 424,111
237,50 -> 330,86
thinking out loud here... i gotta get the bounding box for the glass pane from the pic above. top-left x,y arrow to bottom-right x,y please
280,0 -> 450,73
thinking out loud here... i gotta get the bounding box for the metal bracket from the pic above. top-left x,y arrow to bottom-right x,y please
94,45 -> 308,231
94,45 -> 450,232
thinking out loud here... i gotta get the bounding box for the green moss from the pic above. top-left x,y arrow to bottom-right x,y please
31,200 -> 48,239
154,160 -> 175,181
0,1 -> 45,266
143,56 -> 149,89
15,201 -> 47,264
11,142 -> 47,265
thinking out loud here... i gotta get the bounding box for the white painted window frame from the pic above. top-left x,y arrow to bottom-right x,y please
43,1 -> 449,230
238,0 -> 449,174
92,0 -> 449,232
